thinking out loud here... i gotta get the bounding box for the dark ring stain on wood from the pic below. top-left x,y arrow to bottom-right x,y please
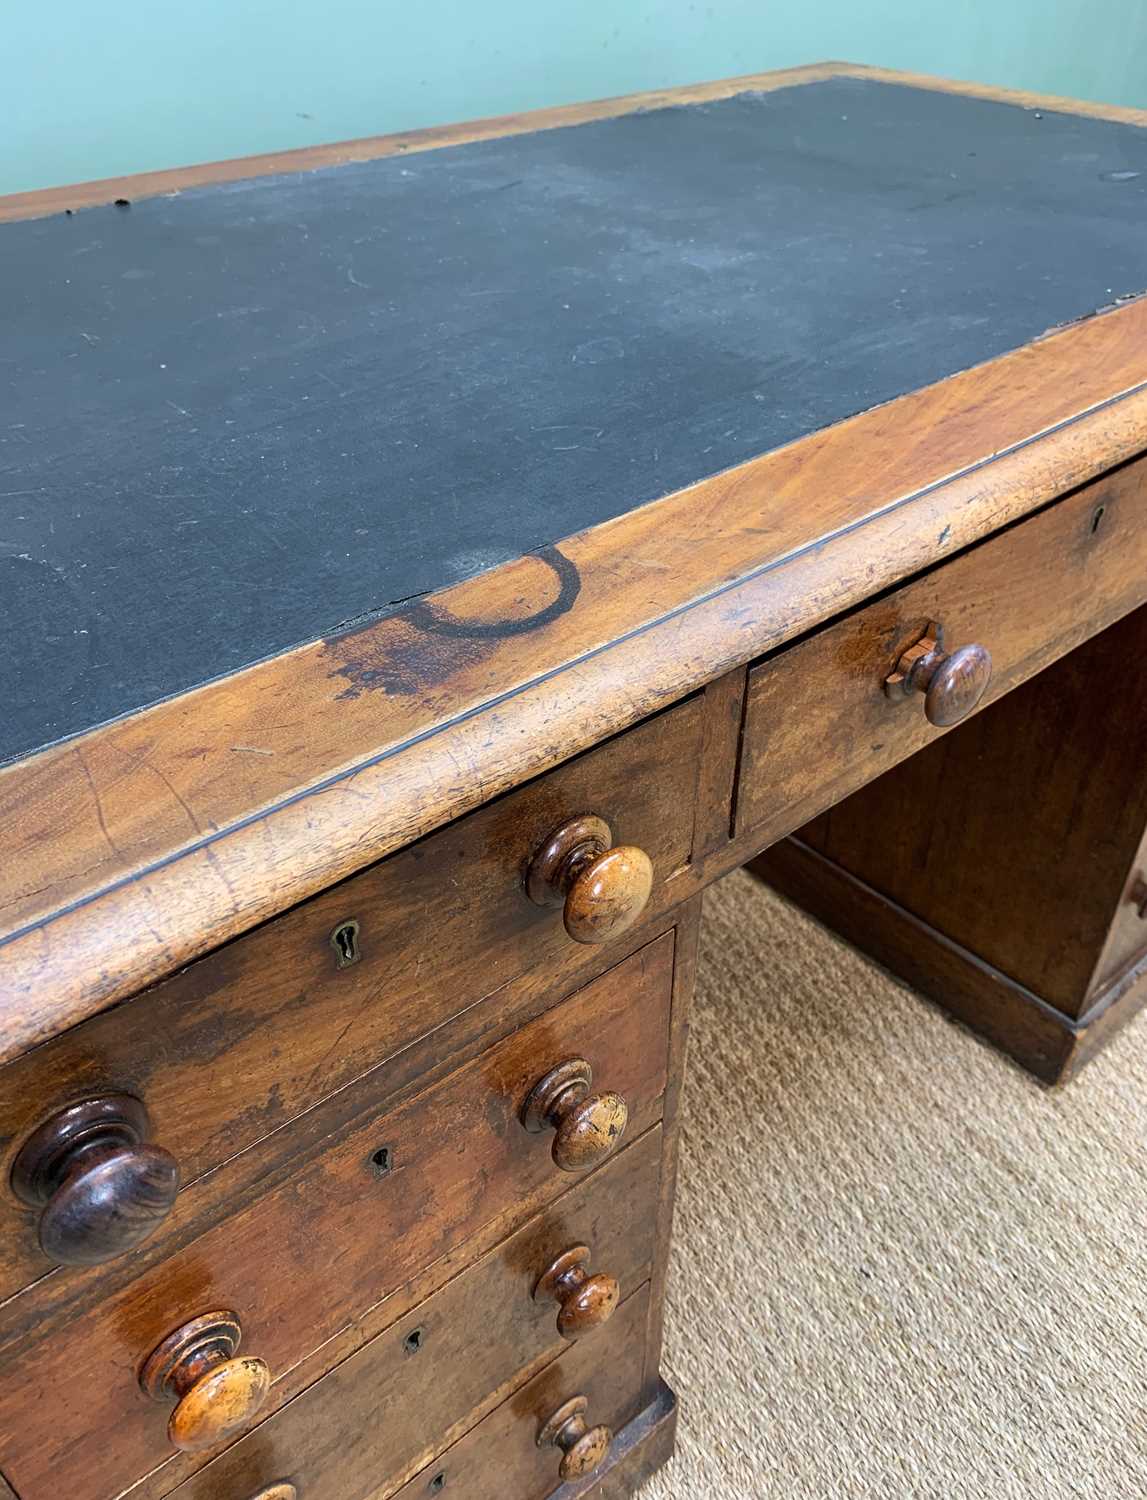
5,77 -> 1146,763
325,548 -> 581,699
408,548 -> 581,640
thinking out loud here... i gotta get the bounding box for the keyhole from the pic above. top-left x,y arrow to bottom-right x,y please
330,919 -> 361,969
428,1473 -> 447,1494
404,1327 -> 425,1355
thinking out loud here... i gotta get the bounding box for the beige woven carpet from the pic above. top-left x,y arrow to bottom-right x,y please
642,871 -> 1147,1500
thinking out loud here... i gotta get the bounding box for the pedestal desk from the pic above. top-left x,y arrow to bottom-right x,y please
2,62 -> 1145,1500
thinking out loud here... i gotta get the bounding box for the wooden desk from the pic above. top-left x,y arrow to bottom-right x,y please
1,62 -> 1145,1500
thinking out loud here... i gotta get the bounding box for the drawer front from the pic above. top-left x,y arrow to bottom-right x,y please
383,1286 -> 650,1500
738,459 -> 1147,844
165,1131 -> 662,1500
0,936 -> 673,1500
0,698 -> 701,1298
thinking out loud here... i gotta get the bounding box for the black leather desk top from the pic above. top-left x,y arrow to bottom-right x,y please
3,75 -> 1144,762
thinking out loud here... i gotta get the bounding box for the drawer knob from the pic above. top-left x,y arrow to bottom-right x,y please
534,1244 -> 620,1339
248,1488 -> 297,1500
537,1394 -> 612,1481
527,814 -> 653,944
9,1094 -> 180,1267
884,622 -> 992,727
141,1310 -> 271,1453
521,1058 -> 628,1172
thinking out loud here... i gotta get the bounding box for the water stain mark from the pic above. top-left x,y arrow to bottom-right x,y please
324,545 -> 581,698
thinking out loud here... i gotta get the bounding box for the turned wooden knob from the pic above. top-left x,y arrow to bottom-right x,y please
520,1059 -> 628,1172
537,1394 -> 612,1481
884,622 -> 992,727
248,1487 -> 297,1500
141,1310 -> 271,1453
527,814 -> 653,943
534,1244 -> 620,1339
9,1094 -> 180,1266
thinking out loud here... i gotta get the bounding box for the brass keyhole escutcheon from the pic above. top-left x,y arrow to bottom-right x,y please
330,919 -> 361,969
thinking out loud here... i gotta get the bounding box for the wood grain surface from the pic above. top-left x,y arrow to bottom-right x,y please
0,940 -> 672,1499
380,1287 -> 650,1500
0,702 -> 698,1297
154,1132 -> 661,1500
554,1380 -> 678,1500
3,292 -> 1146,1061
783,604 -> 1147,1016
737,456 -> 1147,844
752,837 -> 1147,1085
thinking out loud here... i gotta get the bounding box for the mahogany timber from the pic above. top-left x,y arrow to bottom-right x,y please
526,817 -> 654,946
0,702 -> 698,1298
382,1288 -> 650,1500
753,605 -> 1147,1081
1099,825 -> 1147,998
793,605 -> 1147,1015
116,899 -> 700,1500
8,1093 -> 179,1268
139,1310 -> 272,1455
3,201 -> 1147,1064
736,457 -> 1147,844
533,1246 -> 620,1340
692,671 -> 747,860
521,1060 -> 630,1175
882,630 -> 993,727
639,896 -> 699,1400
752,838 -> 1147,1086
0,939 -> 672,1499
553,1381 -> 678,1500
0,915 -> 685,1380
537,1395 -> 613,1482
155,1131 -> 661,1500
0,65 -> 1144,1500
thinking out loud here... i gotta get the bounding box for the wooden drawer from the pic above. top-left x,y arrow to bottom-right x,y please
737,459 -> 1147,844
0,936 -> 673,1500
383,1287 -> 651,1500
0,698 -> 701,1299
161,1131 -> 662,1500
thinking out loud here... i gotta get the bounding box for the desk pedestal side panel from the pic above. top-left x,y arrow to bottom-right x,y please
753,601 -> 1147,1084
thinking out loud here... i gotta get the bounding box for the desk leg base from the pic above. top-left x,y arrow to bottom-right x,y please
556,1380 -> 678,1499
751,838 -> 1147,1086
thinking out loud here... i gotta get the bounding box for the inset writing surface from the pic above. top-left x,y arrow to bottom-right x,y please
2,76 -> 1144,762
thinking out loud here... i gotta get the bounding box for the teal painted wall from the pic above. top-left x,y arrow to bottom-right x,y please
7,2 -> 1147,194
